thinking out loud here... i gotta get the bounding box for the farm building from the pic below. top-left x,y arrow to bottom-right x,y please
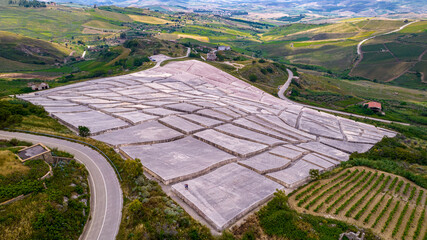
217,46 -> 231,51
364,101 -> 382,112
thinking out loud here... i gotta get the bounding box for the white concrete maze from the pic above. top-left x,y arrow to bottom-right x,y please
19,60 -> 396,231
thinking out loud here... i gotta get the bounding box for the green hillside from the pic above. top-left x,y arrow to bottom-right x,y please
0,31 -> 71,71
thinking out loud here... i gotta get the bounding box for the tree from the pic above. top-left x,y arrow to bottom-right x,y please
120,32 -> 127,39
78,126 -> 90,137
249,74 -> 257,82
309,169 -> 320,180
123,159 -> 144,182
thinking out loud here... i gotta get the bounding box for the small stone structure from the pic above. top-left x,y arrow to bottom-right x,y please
29,82 -> 50,91
17,143 -> 54,164
339,231 -> 365,240
207,51 -> 217,61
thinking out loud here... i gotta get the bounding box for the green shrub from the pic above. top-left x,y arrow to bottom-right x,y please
249,74 -> 257,82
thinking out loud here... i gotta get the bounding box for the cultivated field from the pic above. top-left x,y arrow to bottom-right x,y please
128,15 -> 172,24
289,167 -> 427,240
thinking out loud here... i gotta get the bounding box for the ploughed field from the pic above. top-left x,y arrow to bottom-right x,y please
290,167 -> 427,240
18,60 -> 395,231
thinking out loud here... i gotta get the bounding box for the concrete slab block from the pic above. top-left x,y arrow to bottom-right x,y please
213,107 -> 242,118
52,110 -> 128,134
172,163 -> 282,231
101,107 -> 136,113
249,115 -> 316,141
113,111 -> 158,124
215,124 -> 285,146
196,109 -> 234,121
165,102 -> 202,113
120,137 -> 235,184
282,144 -> 309,154
159,115 -> 204,134
269,146 -> 304,161
319,137 -> 374,153
143,108 -> 183,116
43,106 -> 92,113
267,160 -> 324,188
279,111 -> 298,128
233,118 -> 298,142
298,142 -> 349,162
302,154 -> 336,170
194,129 -> 268,157
180,114 -> 223,128
299,118 -> 343,140
239,152 -> 292,174
92,120 -> 183,146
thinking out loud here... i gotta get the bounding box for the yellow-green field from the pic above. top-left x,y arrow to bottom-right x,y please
0,150 -> 28,176
156,32 -> 209,42
128,15 -> 172,24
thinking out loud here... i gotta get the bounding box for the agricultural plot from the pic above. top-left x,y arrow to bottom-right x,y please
290,167 -> 427,240
128,15 -> 172,25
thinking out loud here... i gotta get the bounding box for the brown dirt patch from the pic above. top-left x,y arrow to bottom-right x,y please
0,73 -> 58,80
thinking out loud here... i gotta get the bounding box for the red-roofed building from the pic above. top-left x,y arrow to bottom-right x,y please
364,101 -> 382,112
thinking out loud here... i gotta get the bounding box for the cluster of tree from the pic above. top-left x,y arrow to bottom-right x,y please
9,0 -> 46,8
0,99 -> 46,129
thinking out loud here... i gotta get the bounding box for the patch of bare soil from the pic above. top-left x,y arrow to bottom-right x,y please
0,73 -> 58,80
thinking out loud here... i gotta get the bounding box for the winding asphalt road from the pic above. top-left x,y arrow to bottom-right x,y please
0,130 -> 122,240
356,20 -> 419,56
278,69 -> 410,126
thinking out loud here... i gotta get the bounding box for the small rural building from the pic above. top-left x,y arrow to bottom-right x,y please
29,82 -> 49,91
17,143 -> 54,164
364,101 -> 382,112
217,46 -> 231,51
207,51 -> 217,61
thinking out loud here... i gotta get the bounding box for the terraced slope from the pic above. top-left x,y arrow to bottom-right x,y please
290,166 -> 427,240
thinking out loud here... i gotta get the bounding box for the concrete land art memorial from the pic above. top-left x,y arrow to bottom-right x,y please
19,60 -> 395,231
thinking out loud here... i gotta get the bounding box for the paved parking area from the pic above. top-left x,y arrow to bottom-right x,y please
19,60 -> 396,231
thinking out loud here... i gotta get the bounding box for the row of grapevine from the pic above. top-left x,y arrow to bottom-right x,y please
413,208 -> 425,240
326,171 -> 371,213
298,182 -> 327,206
395,180 -> 404,194
381,200 -> 400,232
364,195 -> 385,224
304,169 -> 361,210
402,207 -> 416,239
295,181 -> 320,200
388,177 -> 398,192
330,169 -> 351,183
336,172 -> 379,215
355,175 -> 391,220
324,170 -> 365,204
408,187 -> 416,201
371,196 -> 393,228
349,174 -> 388,219
415,190 -> 424,205
392,202 -> 409,237
403,183 -> 411,195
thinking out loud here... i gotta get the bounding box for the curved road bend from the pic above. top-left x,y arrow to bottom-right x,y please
278,69 -> 410,126
0,130 -> 122,240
